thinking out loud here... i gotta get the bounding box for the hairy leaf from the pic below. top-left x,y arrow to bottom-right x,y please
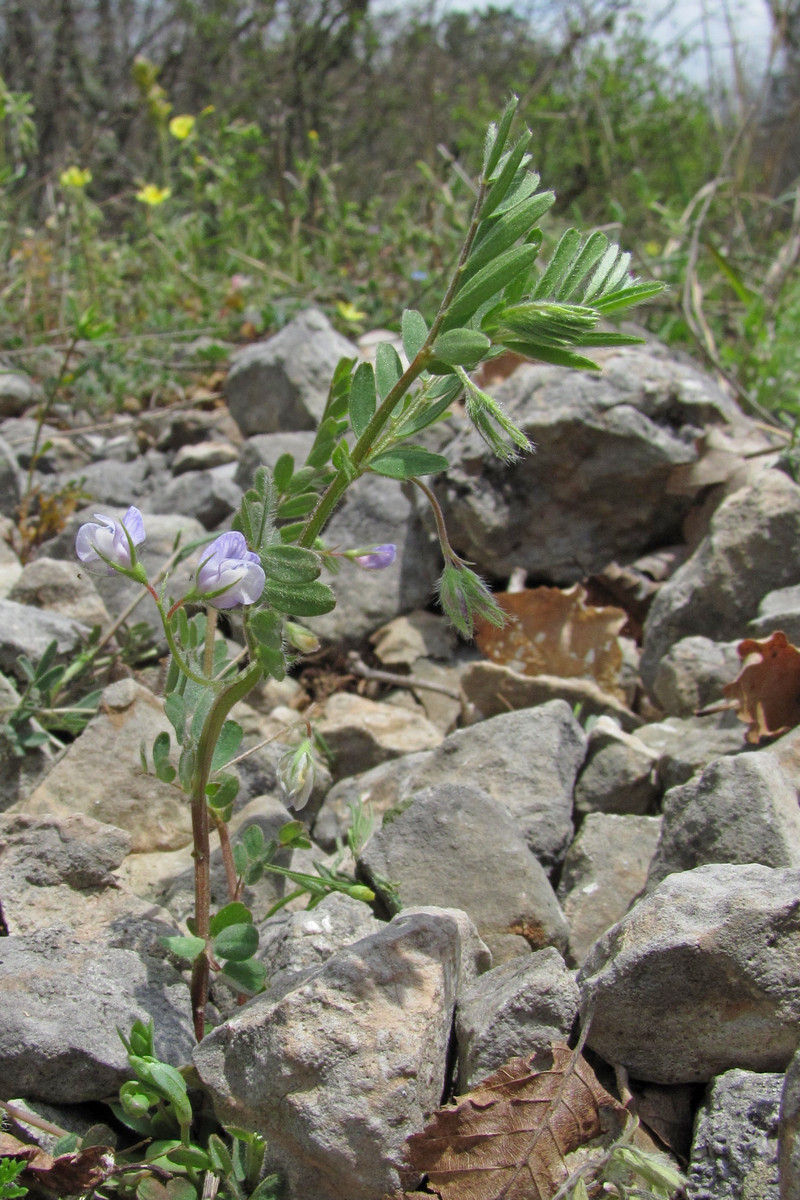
350,360 -> 377,438
370,445 -> 450,480
405,1044 -> 626,1200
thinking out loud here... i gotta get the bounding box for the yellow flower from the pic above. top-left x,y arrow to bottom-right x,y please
169,114 -> 196,141
308,129 -> 319,143
336,300 -> 366,323
59,165 -> 92,190
136,184 -> 171,206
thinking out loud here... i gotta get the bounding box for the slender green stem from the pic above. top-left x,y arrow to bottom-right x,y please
410,475 -> 459,562
157,599 -> 216,688
296,173 -> 489,550
189,661 -> 261,1040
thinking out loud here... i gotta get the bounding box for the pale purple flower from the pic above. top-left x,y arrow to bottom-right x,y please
75,506 -> 145,571
354,544 -> 397,570
196,531 -> 265,609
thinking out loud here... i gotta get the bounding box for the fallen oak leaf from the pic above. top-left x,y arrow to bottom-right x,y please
0,1134 -> 117,1196
404,1043 -> 627,1200
721,630 -> 800,744
475,585 -> 628,701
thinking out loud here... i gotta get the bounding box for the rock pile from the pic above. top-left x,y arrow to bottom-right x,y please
0,310 -> 799,1198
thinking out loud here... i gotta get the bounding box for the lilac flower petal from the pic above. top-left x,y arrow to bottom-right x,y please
75,508 -> 146,571
196,532 -> 266,608
354,543 -> 397,570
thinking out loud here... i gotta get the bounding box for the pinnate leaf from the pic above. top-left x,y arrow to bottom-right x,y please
404,1044 -> 626,1200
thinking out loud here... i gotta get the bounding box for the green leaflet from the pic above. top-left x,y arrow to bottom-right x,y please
401,308 -> 429,361
349,360 -> 377,438
370,445 -> 450,479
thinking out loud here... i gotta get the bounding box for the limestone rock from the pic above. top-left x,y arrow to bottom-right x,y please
636,711 -> 745,790
651,635 -> 742,717
780,1045 -> 800,1200
641,469 -> 800,691
455,947 -> 579,1090
226,309 -> 358,436
460,660 -> 641,731
9,556 -> 110,627
749,583 -> 800,644
574,716 -> 660,815
0,928 -> 193,1104
647,752 -> 800,889
193,907 -> 489,1200
687,1069 -> 781,1200
0,598 -> 90,679
317,691 -> 442,780
21,678 -> 192,852
579,863 -> 800,1083
433,345 -> 740,581
147,463 -> 241,529
409,701 -> 585,868
557,813 -> 662,964
358,782 -> 569,962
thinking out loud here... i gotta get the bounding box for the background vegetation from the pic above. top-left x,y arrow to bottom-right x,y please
1,0 -> 799,430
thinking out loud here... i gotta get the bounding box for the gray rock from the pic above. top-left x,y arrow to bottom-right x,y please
557,813 -> 662,964
147,462 -> 241,529
0,811 -> 179,957
641,470 -> 800,691
0,598 -> 90,679
687,1069 -> 781,1200
652,636 -> 742,717
459,660 -> 642,731
9,556 -> 110,627
0,928 -> 193,1103
455,947 -> 579,1090
21,678 -> 192,853
0,370 -> 41,416
193,907 -> 489,1200
0,671 -> 54,812
780,1045 -> 800,1200
234,430 -> 317,490
0,538 -> 22,597
317,692 -> 442,781
359,782 -> 569,963
749,584 -> 800,644
409,701 -> 585,868
172,441 -> 239,474
636,710 -> 745,790
432,346 -> 740,582
574,716 -> 660,815
256,890 -> 383,997
226,309 -> 358,437
0,434 -> 21,516
579,863 -> 800,1083
647,752 -> 800,889
72,456 -> 154,505
312,751 -> 434,850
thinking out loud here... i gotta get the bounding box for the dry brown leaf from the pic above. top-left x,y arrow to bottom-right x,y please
722,630 -> 800,744
0,1132 -> 116,1195
405,1043 -> 627,1200
475,585 -> 627,701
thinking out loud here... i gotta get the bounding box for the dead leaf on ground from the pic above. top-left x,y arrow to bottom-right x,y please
404,1043 -> 627,1200
0,1132 -> 116,1195
722,630 -> 800,744
475,584 -> 628,701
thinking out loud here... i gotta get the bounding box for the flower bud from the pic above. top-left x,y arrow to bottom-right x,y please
284,621 -> 321,654
437,561 -> 505,639
278,737 -> 317,811
351,544 -> 397,570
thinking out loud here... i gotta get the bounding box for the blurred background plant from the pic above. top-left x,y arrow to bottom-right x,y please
0,0 -> 796,432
